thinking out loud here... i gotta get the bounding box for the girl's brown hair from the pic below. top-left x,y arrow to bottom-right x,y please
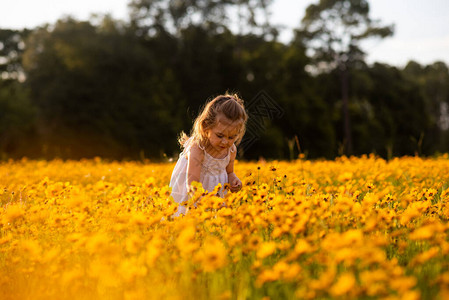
179,93 -> 248,148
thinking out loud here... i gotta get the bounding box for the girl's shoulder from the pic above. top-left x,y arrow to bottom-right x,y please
230,144 -> 237,153
228,144 -> 237,160
187,139 -> 205,161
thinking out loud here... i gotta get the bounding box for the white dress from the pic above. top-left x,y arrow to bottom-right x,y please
169,138 -> 232,215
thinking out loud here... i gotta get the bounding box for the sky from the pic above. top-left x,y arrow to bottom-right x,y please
1,0 -> 448,67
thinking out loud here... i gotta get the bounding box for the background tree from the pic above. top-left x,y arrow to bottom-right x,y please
297,0 -> 394,155
403,61 -> 449,153
0,29 -> 30,80
367,63 -> 431,157
0,29 -> 36,158
22,17 -> 184,159
0,79 -> 36,158
128,0 -> 276,38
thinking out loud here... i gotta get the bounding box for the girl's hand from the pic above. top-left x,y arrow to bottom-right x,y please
228,172 -> 242,193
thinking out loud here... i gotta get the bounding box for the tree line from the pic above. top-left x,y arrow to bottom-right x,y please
1,0 -> 448,160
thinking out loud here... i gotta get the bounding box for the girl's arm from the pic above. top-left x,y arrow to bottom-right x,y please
226,144 -> 242,192
187,143 -> 204,191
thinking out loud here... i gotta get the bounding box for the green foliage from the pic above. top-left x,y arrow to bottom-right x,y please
299,0 -> 394,68
403,61 -> 449,153
22,17 -> 185,159
0,79 -> 36,158
0,29 -> 30,80
366,63 -> 431,156
128,0 -> 276,38
297,0 -> 394,155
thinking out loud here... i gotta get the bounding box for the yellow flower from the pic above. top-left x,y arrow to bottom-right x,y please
256,242 -> 277,259
288,239 -> 312,260
45,181 -> 65,197
0,233 -> 13,245
338,172 -> 353,182
124,289 -> 147,300
3,204 -> 25,224
360,247 -> 387,266
389,276 -> 417,293
246,235 -> 262,251
119,257 -> 148,283
89,259 -> 121,288
251,259 -> 262,272
176,224 -> 199,255
309,265 -> 336,291
439,288 -> 449,300
20,239 -> 42,259
409,223 -> 444,240
130,212 -> 149,226
273,261 -> 301,281
217,290 -> 232,300
362,192 -> 380,208
410,247 -> 439,266
291,214 -> 309,234
441,188 -> 449,200
400,205 -> 421,225
360,269 -> 388,285
341,229 -> 364,246
256,269 -> 279,287
329,272 -> 356,297
60,267 -> 84,287
284,263 -> 302,281
125,234 -> 143,254
146,238 -> 162,267
86,233 -> 110,254
143,177 -> 156,188
227,233 -> 243,248
365,181 -> 374,189
424,188 -> 437,199
401,290 -> 421,300
3,154 -> 449,299
334,248 -> 356,265
93,180 -> 112,191
195,237 -> 227,272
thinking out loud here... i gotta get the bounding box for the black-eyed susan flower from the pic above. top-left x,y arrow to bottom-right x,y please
195,237 -> 227,272
256,242 -> 277,259
329,272 -> 357,297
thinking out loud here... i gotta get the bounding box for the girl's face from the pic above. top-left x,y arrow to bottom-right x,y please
206,115 -> 242,154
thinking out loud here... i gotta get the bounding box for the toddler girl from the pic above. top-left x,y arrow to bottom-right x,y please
169,93 -> 248,215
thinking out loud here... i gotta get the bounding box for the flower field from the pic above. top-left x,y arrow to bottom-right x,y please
1,155 -> 449,300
